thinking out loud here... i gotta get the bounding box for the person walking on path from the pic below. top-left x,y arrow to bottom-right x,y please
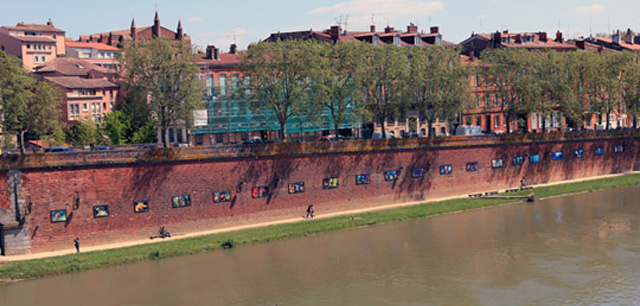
520,178 -> 526,189
306,205 -> 315,218
74,237 -> 80,253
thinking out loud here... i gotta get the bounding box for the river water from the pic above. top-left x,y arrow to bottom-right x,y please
2,186 -> 640,305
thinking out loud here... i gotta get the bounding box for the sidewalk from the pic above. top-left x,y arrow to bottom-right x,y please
0,172 -> 630,262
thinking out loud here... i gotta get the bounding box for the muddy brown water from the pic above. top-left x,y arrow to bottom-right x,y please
2,186 -> 640,305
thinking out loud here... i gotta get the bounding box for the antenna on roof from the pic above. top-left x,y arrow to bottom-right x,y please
370,14 -> 375,25
589,14 -> 592,36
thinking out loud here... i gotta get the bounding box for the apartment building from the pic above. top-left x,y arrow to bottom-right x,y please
0,20 -> 65,70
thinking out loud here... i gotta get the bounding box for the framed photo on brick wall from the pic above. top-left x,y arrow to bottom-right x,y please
323,177 -> 338,189
252,186 -> 269,198
172,195 -> 191,208
411,168 -> 424,178
93,205 -> 109,218
439,165 -> 452,175
134,200 -> 150,213
384,170 -> 398,181
213,190 -> 231,203
356,174 -> 370,185
491,159 -> 503,168
50,209 -> 67,223
288,182 -> 305,194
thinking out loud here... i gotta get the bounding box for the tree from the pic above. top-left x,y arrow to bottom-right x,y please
0,51 -> 63,155
119,38 -> 203,147
620,52 -> 640,128
307,42 -> 363,137
240,39 -> 312,140
406,46 -> 469,137
102,110 -> 131,145
358,44 -> 408,138
588,52 -> 626,129
66,118 -> 100,147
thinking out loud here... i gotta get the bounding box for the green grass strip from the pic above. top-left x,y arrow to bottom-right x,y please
2,173 -> 640,284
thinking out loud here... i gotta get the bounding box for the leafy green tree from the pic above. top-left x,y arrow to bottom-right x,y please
588,52 -> 626,129
130,121 -> 158,144
406,46 -> 469,137
119,38 -> 203,147
358,44 -> 408,138
307,42 -> 363,137
240,39 -> 312,139
66,118 -> 99,147
0,51 -> 63,154
620,52 -> 640,128
102,110 -> 131,145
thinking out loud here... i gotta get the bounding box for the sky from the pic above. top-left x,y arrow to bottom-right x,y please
1,0 -> 638,52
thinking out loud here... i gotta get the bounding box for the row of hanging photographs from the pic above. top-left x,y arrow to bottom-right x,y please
49,145 -> 624,223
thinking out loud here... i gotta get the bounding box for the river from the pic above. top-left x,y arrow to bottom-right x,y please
2,186 -> 640,305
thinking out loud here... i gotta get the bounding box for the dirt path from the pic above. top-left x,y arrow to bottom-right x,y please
0,173 -> 630,262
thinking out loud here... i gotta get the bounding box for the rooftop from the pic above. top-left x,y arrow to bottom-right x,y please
44,76 -> 118,89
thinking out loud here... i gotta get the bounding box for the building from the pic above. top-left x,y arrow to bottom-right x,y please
584,29 -> 640,52
79,12 -> 189,48
34,57 -> 119,124
0,20 -> 65,70
460,30 -> 577,57
66,41 -> 120,69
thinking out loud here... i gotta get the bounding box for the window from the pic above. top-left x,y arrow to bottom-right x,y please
34,56 -> 38,62
215,133 -> 224,143
1,46 -> 4,51
494,115 -> 500,128
52,34 -> 56,39
484,94 -> 490,108
42,55 -> 46,62
243,75 -> 251,95
195,134 -> 203,145
475,74 -> 480,87
476,95 -> 481,108
494,94 -> 499,107
82,103 -> 88,112
219,74 -> 226,96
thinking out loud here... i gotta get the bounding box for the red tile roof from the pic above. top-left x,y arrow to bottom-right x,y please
34,57 -> 114,76
592,36 -> 640,51
3,22 -> 65,33
12,35 -> 56,43
66,42 -> 120,51
44,76 -> 118,89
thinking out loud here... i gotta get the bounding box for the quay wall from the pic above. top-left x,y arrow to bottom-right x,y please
0,135 -> 638,254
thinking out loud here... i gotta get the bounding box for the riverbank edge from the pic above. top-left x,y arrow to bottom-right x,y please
2,172 -> 640,285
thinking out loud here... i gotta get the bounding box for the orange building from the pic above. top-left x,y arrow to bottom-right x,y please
0,20 -> 65,71
66,41 -> 120,70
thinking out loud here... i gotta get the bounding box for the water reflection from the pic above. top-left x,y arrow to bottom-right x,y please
2,186 -> 640,305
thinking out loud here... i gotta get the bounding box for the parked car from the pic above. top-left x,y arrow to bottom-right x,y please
92,146 -> 114,151
45,146 -> 73,153
320,135 -> 337,142
137,144 -> 157,150
172,143 -> 193,148
243,137 -> 264,145
372,132 -> 395,139
404,132 -> 421,138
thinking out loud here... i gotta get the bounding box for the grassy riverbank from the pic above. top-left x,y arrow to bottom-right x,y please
2,173 -> 640,284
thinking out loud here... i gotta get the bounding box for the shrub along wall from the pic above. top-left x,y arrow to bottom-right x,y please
0,136 -> 637,254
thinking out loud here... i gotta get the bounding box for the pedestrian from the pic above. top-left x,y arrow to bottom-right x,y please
306,205 -> 315,218
520,178 -> 526,189
74,237 -> 80,253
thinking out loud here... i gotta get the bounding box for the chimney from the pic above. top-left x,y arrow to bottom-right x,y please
330,26 -> 341,39
206,45 -> 218,60
626,28 -> 633,44
635,36 -> 640,45
108,32 -> 113,46
370,25 -> 376,32
576,40 -> 585,50
538,32 -> 547,42
407,23 -> 418,33
384,26 -> 394,33
612,30 -> 620,45
493,30 -> 502,48
515,34 -> 522,43
130,18 -> 137,40
47,19 -> 53,27
230,44 -> 237,54
555,30 -> 563,43
430,26 -> 439,34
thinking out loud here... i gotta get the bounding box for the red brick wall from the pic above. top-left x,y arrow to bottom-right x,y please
13,137 -> 639,253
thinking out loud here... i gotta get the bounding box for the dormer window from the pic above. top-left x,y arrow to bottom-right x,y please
414,35 -> 422,46
435,35 -> 442,45
394,34 -> 401,46
372,34 -> 380,46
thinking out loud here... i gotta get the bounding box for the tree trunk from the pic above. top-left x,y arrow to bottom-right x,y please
18,131 -> 26,156
606,111 -> 611,130
162,127 -> 169,148
505,113 -> 511,134
427,120 -> 434,138
279,121 -> 287,140
633,114 -> 638,129
379,114 -> 387,139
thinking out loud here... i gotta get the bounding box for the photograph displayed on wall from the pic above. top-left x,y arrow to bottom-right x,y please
466,162 -> 479,172
213,190 -> 232,203
411,168 -> 424,178
93,205 -> 109,218
439,165 -> 453,175
512,156 -> 524,165
491,159 -> 504,168
574,149 -> 584,158
323,177 -> 338,189
552,152 -> 563,160
595,147 -> 604,155
356,174 -> 371,185
384,170 -> 399,181
530,154 -> 541,163
252,186 -> 269,198
172,195 -> 191,208
288,182 -> 305,194
50,209 -> 67,223
134,200 -> 150,213
615,145 -> 624,153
